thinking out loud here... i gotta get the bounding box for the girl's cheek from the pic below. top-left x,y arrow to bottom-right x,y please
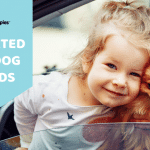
133,83 -> 140,97
128,81 -> 139,98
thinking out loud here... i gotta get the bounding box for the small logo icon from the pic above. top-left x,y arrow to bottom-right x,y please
0,20 -> 10,25
67,112 -> 75,120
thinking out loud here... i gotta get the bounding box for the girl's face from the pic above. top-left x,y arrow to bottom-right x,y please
82,35 -> 149,107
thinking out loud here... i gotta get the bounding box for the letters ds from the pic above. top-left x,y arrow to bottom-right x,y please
0,39 -> 24,82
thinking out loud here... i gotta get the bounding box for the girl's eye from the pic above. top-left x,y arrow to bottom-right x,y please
106,63 -> 116,69
130,72 -> 140,77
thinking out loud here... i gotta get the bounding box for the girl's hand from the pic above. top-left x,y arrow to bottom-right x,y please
15,148 -> 28,150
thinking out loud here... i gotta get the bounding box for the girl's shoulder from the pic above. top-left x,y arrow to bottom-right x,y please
33,71 -> 70,86
32,72 -> 71,98
14,72 -> 70,114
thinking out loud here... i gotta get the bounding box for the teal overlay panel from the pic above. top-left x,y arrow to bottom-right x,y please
0,1 -> 32,106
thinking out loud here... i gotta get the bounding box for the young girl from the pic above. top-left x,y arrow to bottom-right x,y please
14,0 -> 150,149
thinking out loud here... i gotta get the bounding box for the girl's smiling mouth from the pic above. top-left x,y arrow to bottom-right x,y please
103,88 -> 127,96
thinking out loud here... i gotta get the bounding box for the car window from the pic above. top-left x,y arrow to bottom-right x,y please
33,0 -> 107,75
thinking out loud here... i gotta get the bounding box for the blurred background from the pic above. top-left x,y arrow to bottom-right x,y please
33,0 -> 150,75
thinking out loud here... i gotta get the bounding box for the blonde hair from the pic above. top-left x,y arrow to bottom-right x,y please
63,0 -> 150,78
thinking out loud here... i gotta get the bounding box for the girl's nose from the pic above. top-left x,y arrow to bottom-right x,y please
112,74 -> 127,88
